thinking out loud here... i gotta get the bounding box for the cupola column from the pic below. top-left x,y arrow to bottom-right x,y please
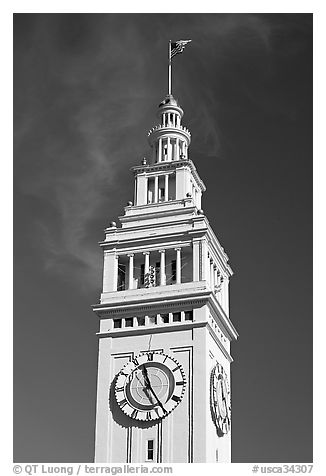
167,137 -> 171,161
165,174 -> 169,201
175,248 -> 182,284
159,250 -> 166,285
154,176 -> 159,203
127,254 -> 134,290
158,138 -> 162,163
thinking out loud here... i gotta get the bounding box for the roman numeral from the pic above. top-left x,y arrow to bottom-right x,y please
146,411 -> 152,420
172,366 -> 181,372
131,409 -> 138,419
171,395 -> 181,403
116,386 -> 124,392
175,381 -> 184,386
147,353 -> 153,361
133,357 -> 139,366
119,399 -> 128,408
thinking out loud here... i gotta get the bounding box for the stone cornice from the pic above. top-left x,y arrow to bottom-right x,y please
92,281 -> 238,342
119,201 -> 197,224
206,324 -> 234,363
97,320 -> 202,338
100,230 -> 195,249
208,294 -> 239,341
103,241 -> 192,256
200,217 -> 233,276
95,320 -> 233,363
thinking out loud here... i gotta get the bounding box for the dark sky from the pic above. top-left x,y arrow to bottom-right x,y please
13,13 -> 312,463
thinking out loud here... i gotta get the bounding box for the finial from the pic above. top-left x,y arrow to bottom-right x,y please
127,201 -> 133,206
109,221 -> 117,227
142,157 -> 147,165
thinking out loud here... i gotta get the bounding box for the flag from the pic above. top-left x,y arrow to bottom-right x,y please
170,40 -> 192,60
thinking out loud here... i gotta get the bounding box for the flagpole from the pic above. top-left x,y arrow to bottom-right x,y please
168,40 -> 172,95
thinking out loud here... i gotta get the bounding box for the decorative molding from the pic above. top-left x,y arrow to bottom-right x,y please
207,325 -> 233,363
96,321 -> 207,338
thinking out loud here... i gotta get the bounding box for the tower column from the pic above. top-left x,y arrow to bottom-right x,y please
175,248 -> 181,284
210,259 -> 214,290
136,174 -> 148,206
165,174 -> 169,201
200,240 -> 209,281
167,137 -> 171,161
103,252 -> 118,292
127,254 -> 134,290
216,271 -> 221,304
224,277 -> 229,315
143,252 -> 150,275
158,138 -> 162,162
213,265 -> 218,292
220,275 -> 224,307
192,240 -> 200,281
159,249 -> 166,285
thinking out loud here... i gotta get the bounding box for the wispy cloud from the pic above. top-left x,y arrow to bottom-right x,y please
15,14 -> 304,290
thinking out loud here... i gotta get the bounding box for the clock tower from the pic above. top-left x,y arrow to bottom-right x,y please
93,91 -> 238,463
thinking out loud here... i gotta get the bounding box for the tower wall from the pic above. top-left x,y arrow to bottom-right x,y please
93,93 -> 238,463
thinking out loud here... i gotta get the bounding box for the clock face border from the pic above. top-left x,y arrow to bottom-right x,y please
115,352 -> 187,421
210,362 -> 231,435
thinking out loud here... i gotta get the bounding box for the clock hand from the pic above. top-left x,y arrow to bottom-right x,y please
220,380 -> 229,421
141,366 -> 167,414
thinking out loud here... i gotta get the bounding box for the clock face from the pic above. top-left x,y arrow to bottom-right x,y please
115,352 -> 186,421
210,362 -> 231,435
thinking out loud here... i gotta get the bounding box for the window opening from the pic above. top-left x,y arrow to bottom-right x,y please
148,315 -> 157,325
137,317 -> 145,326
125,318 -> 133,327
140,264 -> 145,285
173,312 -> 181,322
185,310 -> 193,321
161,313 -> 169,324
171,260 -> 176,282
147,440 -> 154,462
117,263 -> 126,291
159,187 -> 165,201
155,262 -> 161,286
